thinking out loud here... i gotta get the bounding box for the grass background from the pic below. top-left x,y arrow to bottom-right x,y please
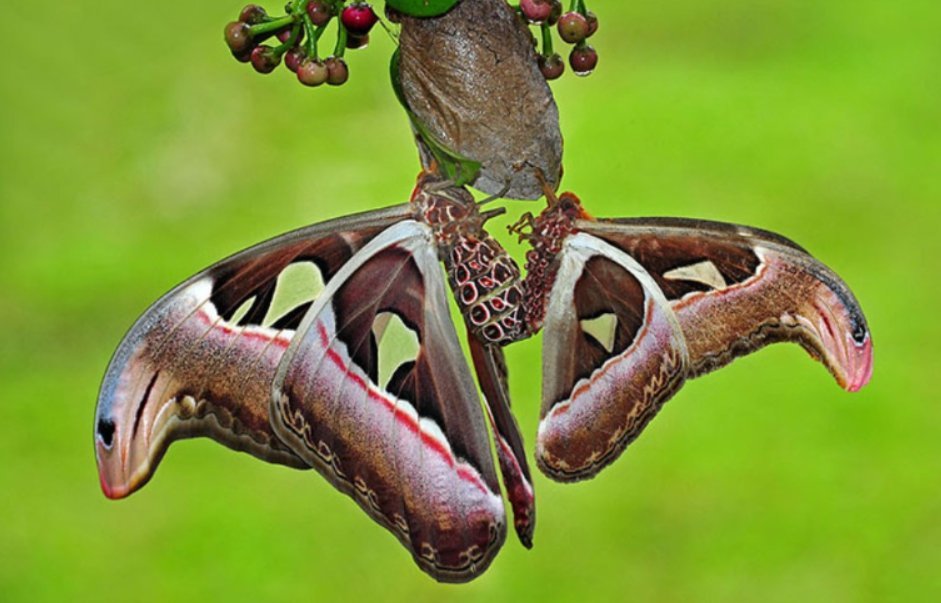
1,0 -> 938,601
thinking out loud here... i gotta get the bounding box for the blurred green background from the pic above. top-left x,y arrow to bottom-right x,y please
1,0 -> 938,601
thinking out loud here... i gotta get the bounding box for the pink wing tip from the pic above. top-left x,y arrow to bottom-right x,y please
843,336 -> 873,393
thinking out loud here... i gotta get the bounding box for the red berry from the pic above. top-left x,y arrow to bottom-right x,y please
277,27 -> 294,43
585,10 -> 599,37
232,48 -> 253,63
297,58 -> 328,86
341,3 -> 379,36
224,21 -> 254,54
306,1 -> 334,27
284,47 -> 305,72
538,53 -> 564,80
346,33 -> 369,50
569,44 -> 597,75
239,4 -> 268,25
520,0 -> 552,23
250,45 -> 281,74
557,11 -> 589,44
325,57 -> 349,86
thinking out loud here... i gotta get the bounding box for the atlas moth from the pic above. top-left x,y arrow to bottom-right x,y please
94,171 -> 872,582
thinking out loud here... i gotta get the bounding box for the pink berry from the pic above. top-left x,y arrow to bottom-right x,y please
250,45 -> 281,74
239,4 -> 268,25
306,1 -> 334,27
569,44 -> 597,76
224,21 -> 254,54
585,10 -> 599,37
557,11 -> 589,44
341,2 -> 378,36
520,0 -> 552,23
297,58 -> 328,86
284,47 -> 305,72
538,53 -> 565,80
325,57 -> 349,86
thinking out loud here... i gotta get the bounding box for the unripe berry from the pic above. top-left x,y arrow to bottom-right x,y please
324,57 -> 349,86
520,0 -> 552,23
569,44 -> 597,76
239,4 -> 268,25
224,21 -> 254,54
538,53 -> 565,80
341,3 -> 379,36
250,45 -> 281,74
284,47 -> 305,72
306,1 -> 334,27
297,58 -> 328,86
346,33 -> 369,50
557,11 -> 589,44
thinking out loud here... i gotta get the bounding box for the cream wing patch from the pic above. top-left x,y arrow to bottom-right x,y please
663,260 -> 727,290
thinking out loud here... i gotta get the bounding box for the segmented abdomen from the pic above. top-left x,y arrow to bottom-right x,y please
447,236 -> 526,346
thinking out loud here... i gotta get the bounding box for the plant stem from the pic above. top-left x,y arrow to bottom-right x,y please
249,15 -> 296,38
541,23 -> 553,56
334,23 -> 348,57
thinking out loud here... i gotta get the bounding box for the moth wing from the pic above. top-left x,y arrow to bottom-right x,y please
581,217 -> 873,391
468,336 -> 536,548
538,233 -> 689,482
94,205 -> 411,499
271,220 -> 506,583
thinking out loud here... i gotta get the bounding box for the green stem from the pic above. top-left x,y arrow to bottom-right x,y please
302,14 -> 329,60
578,0 -> 588,15
249,15 -> 297,38
541,23 -> 553,56
334,23 -> 348,57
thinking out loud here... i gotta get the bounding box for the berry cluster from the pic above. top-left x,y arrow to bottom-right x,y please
224,1 -> 381,87
517,0 -> 599,81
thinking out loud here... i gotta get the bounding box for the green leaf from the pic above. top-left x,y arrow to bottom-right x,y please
385,0 -> 461,18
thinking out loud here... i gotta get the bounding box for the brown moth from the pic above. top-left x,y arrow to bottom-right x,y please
513,191 -> 873,482
94,172 -> 534,583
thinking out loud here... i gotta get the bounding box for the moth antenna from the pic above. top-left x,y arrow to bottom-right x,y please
478,180 -> 512,205
508,212 -> 536,242
480,207 -> 508,225
534,169 -> 560,207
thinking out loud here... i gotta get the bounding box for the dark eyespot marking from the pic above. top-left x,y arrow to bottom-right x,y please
132,371 -> 160,436
97,418 -> 116,448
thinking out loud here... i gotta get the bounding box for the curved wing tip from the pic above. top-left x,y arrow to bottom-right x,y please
842,336 -> 874,393
515,518 -> 535,549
